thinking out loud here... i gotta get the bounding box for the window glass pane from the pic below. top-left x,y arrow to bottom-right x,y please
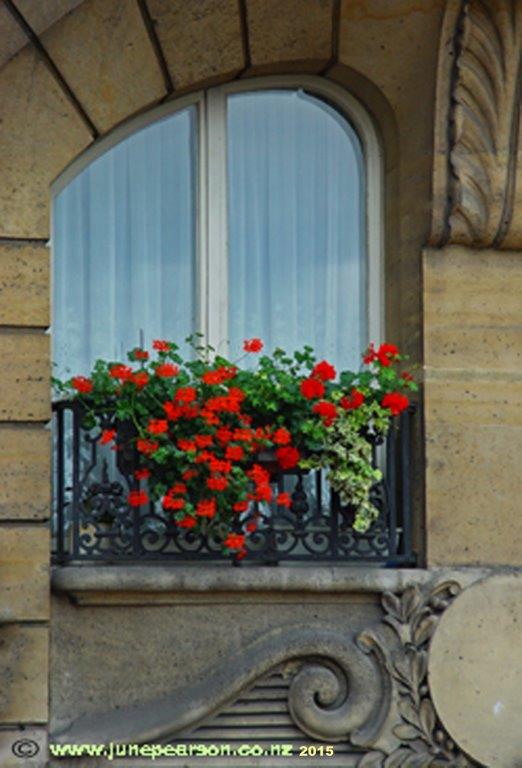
53,106 -> 197,378
227,89 -> 366,370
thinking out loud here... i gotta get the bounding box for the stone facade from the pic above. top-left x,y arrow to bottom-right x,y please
0,1 -> 520,766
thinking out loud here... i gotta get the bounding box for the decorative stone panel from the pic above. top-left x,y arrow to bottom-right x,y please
0,46 -> 91,239
50,573 -> 485,766
0,331 -> 50,421
0,242 -> 49,327
42,0 -> 166,133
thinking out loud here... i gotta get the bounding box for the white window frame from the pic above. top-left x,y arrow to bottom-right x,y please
51,75 -> 384,356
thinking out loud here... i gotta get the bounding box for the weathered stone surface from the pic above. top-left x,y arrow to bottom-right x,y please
429,574 -> 522,767
426,422 -> 522,565
425,374 -> 522,427
424,247 -> 522,372
43,0 -> 165,133
0,332 -> 50,421
0,46 -> 91,239
147,0 -> 243,88
0,526 -> 50,621
0,426 -> 50,521
0,5 -> 26,71
424,246 -> 522,566
0,727 -> 47,768
0,242 -> 49,327
247,0 -> 332,70
0,625 -> 48,724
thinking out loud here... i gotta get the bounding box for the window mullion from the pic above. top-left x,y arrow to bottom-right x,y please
206,87 -> 229,356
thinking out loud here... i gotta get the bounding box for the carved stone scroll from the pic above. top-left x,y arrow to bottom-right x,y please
431,0 -> 522,248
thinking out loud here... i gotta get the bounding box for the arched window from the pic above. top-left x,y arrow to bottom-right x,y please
52,76 -> 382,377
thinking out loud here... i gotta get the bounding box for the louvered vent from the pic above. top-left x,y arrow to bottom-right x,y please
170,666 -> 364,767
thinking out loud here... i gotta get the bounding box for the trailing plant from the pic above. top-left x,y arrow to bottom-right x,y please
54,336 -> 416,558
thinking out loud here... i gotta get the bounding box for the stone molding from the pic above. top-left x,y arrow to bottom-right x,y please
51,565 -> 489,605
431,0 -> 522,248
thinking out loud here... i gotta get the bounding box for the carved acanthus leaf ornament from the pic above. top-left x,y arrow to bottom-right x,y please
431,0 -> 521,248
356,582 -> 478,767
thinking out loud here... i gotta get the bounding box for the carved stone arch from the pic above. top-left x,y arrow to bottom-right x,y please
430,0 -> 522,249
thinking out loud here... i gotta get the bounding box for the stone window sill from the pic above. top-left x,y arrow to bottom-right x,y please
51,564 -> 487,606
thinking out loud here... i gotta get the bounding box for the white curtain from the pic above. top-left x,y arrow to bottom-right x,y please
227,89 -> 366,372
52,106 -> 196,379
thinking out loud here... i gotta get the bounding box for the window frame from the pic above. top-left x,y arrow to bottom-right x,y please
51,75 -> 384,356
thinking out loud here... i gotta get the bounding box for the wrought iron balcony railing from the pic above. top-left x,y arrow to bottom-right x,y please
52,401 -> 416,566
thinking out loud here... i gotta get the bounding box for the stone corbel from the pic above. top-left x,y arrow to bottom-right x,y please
430,0 -> 522,249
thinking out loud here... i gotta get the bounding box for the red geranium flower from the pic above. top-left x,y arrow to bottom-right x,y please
136,439 -> 159,455
182,469 -> 198,481
381,392 -> 409,415
134,468 -> 150,480
243,338 -> 264,353
401,371 -> 414,382
196,498 -> 217,518
272,427 -> 291,446
207,475 -> 228,491
276,492 -> 292,508
177,515 -> 196,529
246,522 -> 257,533
155,363 -> 179,378
174,387 -> 197,404
363,342 -> 377,364
225,445 -> 244,461
110,364 -> 133,381
300,377 -> 325,399
128,490 -> 149,507
312,360 -> 336,381
377,343 -> 400,367
100,428 -> 116,445
153,340 -> 171,352
147,419 -> 168,434
132,348 -> 149,361
255,484 -> 272,502
162,496 -> 185,510
163,401 -> 182,421
132,371 -> 149,389
177,439 -> 196,452
224,533 -> 246,550
71,376 -> 93,394
216,427 -> 233,444
194,434 -> 213,449
312,400 -> 338,426
340,388 -> 365,411
276,446 -> 300,470
233,500 -> 250,513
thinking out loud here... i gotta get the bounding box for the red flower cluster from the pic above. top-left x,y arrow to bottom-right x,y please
363,342 -> 400,367
381,392 -> 409,415
71,376 -> 93,394
312,400 -> 338,427
340,388 -> 365,411
243,338 -> 263,353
